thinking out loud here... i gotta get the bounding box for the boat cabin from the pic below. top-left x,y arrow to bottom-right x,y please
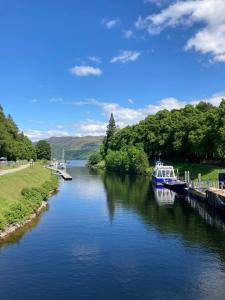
153,166 -> 176,179
152,161 -> 176,185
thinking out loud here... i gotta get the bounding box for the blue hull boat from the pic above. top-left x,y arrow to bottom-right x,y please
152,175 -> 175,186
152,161 -> 177,186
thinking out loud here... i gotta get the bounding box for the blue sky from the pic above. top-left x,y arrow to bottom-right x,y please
0,0 -> 225,140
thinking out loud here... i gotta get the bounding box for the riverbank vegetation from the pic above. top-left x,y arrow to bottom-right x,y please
0,105 -> 36,161
89,100 -> 225,178
0,163 -> 58,231
0,104 -> 52,162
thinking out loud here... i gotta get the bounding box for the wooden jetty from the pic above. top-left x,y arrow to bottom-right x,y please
47,167 -> 72,181
59,170 -> 72,181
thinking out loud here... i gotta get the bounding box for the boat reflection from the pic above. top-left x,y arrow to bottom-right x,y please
153,186 -> 176,206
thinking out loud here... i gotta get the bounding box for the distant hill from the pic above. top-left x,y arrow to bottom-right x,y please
46,136 -> 104,160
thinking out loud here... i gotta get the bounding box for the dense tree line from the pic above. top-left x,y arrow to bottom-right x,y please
89,100 -> 225,173
0,105 -> 51,161
106,100 -> 225,163
0,105 -> 36,160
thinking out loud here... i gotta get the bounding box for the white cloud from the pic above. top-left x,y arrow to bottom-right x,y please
29,93 -> 225,139
31,99 -> 38,104
128,98 -> 134,104
123,30 -> 133,39
29,119 -> 45,125
111,50 -> 141,63
24,129 -> 70,142
49,97 -> 63,103
136,0 -> 225,62
73,120 -> 107,136
67,93 -> 225,130
88,56 -> 101,64
144,0 -> 169,6
102,18 -> 120,29
69,65 -> 102,77
56,124 -> 64,129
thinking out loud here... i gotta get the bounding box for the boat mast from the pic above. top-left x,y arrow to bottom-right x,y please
62,148 -> 65,163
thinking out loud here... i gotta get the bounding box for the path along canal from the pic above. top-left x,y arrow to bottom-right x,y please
1,160 -> 225,300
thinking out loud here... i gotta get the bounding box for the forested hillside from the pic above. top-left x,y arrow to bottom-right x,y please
46,136 -> 103,160
0,105 -> 36,160
89,100 -> 225,174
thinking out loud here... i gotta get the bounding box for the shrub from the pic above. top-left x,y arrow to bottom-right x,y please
4,202 -> 29,225
2,175 -> 59,228
105,146 -> 149,175
88,151 -> 102,165
0,216 -> 6,231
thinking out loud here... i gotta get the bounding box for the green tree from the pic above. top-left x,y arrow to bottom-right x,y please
0,105 -> 36,160
103,113 -> 117,156
88,151 -> 102,165
105,146 -> 149,175
36,140 -> 51,160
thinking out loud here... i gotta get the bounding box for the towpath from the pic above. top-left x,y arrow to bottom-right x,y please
0,164 -> 30,176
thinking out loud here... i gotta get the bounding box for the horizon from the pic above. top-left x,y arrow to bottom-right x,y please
1,0 -> 225,141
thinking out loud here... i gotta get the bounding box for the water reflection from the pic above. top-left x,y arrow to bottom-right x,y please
0,204 -> 49,248
186,196 -> 225,233
1,164 -> 225,299
153,186 -> 175,206
101,170 -> 225,262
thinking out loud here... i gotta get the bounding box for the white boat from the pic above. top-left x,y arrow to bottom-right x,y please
152,161 -> 177,185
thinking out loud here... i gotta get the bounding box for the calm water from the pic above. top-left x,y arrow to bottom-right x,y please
1,161 -> 225,300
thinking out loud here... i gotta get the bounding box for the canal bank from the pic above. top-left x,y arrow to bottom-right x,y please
0,163 -> 58,238
1,160 -> 225,299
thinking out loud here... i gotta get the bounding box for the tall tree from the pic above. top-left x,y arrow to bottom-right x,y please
36,140 -> 51,160
103,113 -> 117,156
106,113 -> 116,139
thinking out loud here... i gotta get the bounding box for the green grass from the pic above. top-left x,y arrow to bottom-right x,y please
165,161 -> 225,181
0,163 -> 53,215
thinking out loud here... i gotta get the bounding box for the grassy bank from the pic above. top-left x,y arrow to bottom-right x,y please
171,161 -> 225,181
0,163 -> 58,231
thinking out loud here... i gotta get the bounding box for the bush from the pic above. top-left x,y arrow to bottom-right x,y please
2,175 -> 59,228
105,146 -> 149,175
88,151 -> 102,165
0,216 -> 6,230
4,202 -> 29,225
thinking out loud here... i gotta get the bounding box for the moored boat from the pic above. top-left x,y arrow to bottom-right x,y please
152,161 -> 177,186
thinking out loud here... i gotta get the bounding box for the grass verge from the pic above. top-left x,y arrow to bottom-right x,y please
0,163 -> 58,231
171,161 -> 225,181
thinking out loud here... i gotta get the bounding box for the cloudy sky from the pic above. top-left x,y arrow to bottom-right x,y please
1,0 -> 225,141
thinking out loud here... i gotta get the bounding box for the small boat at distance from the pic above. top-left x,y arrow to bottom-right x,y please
152,161 -> 177,186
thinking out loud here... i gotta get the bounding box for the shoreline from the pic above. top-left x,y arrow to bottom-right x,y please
0,201 -> 48,240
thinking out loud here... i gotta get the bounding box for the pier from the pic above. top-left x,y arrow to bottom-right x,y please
187,180 -> 225,209
47,167 -> 72,181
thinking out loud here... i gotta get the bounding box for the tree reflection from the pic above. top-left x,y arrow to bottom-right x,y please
102,171 -> 225,262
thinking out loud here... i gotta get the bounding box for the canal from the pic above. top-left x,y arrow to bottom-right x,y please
1,160 -> 225,299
